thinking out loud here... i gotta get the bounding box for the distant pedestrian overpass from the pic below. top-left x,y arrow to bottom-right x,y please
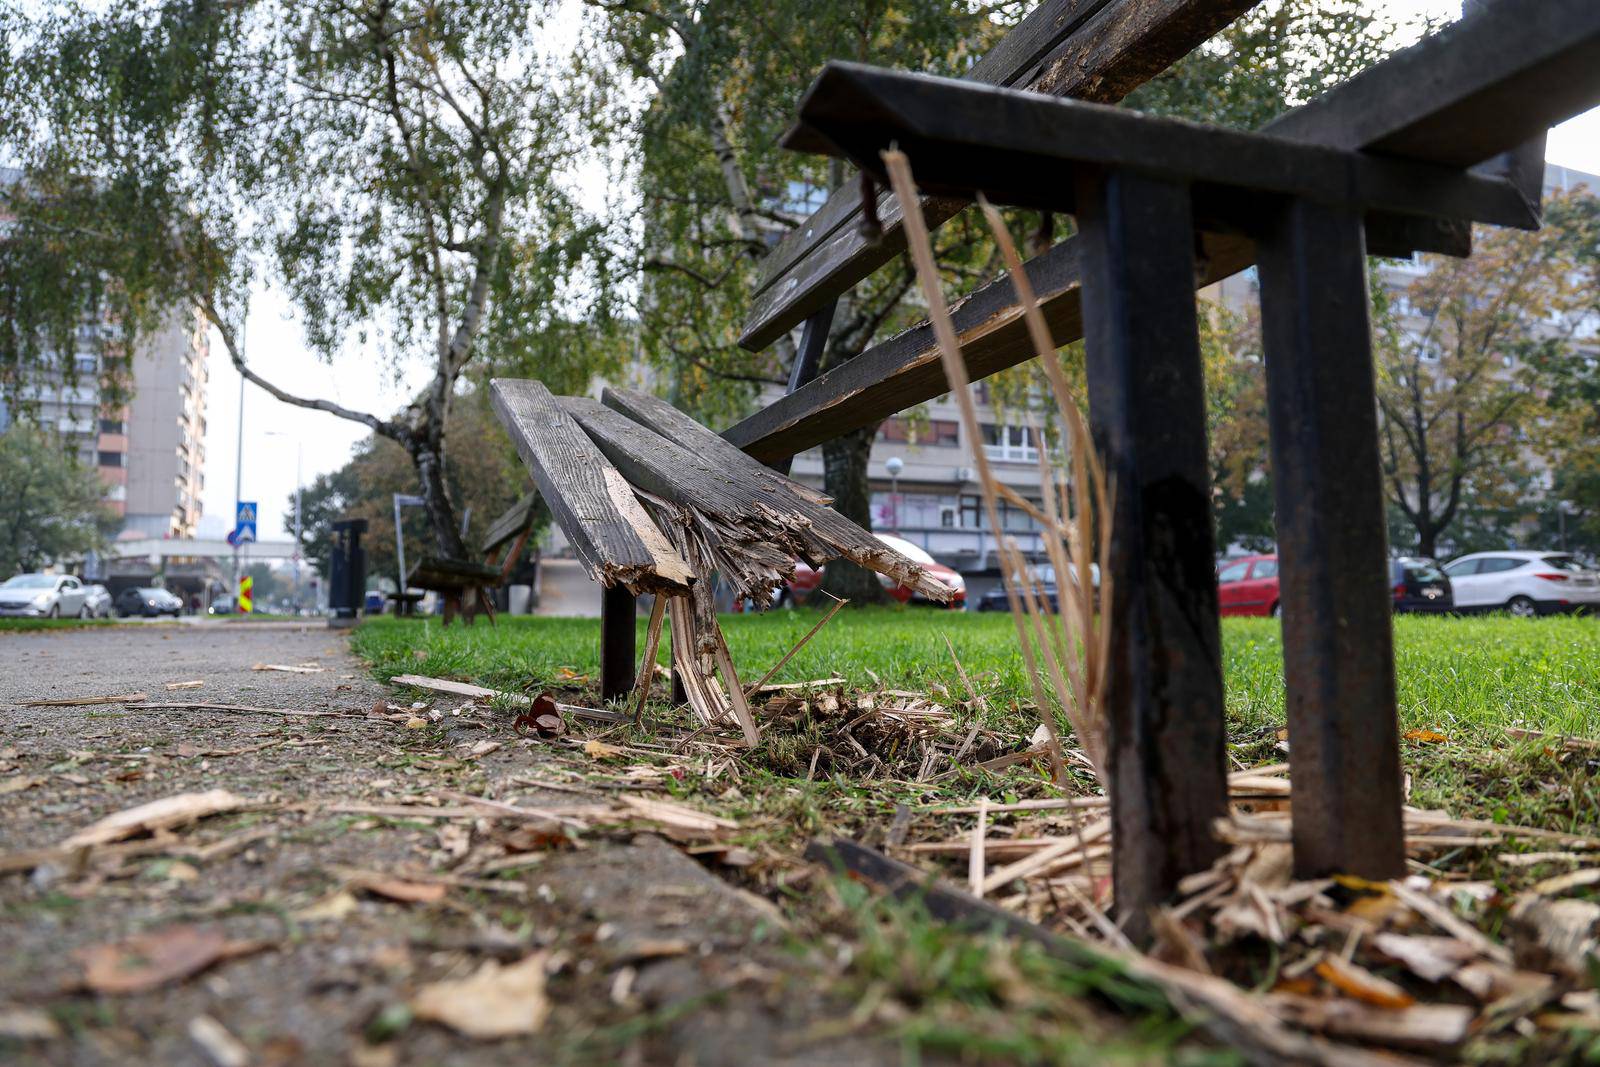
109,537 -> 300,562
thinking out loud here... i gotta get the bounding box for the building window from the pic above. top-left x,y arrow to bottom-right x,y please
97,450 -> 124,468
99,418 -> 125,435
960,495 -> 981,529
981,424 -> 1039,463
878,418 -> 959,447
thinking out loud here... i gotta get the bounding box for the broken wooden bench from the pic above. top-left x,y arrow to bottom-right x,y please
403,490 -> 542,626
488,378 -> 953,744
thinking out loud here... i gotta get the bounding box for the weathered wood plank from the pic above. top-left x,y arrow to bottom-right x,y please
1256,199 -> 1406,880
600,386 -> 831,507
561,396 -> 954,602
1075,168 -> 1228,939
789,62 -> 1538,230
739,0 -> 1263,350
727,0 -> 1600,462
406,556 -> 502,590
489,378 -> 694,594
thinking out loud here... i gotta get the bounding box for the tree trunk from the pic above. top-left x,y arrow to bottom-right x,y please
819,422 -> 888,604
412,439 -> 468,560
1417,525 -> 1436,560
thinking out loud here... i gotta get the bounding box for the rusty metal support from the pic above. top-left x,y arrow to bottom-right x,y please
1075,167 -> 1229,940
600,585 -> 637,705
1256,198 -> 1406,880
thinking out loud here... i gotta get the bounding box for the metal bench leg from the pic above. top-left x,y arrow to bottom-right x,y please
1076,167 -> 1229,941
600,585 -> 637,704
1257,198 -> 1405,880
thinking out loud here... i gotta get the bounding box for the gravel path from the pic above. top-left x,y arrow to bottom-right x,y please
0,622 -> 897,1066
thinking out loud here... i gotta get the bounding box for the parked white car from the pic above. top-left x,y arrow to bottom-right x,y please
1441,551 -> 1600,616
0,573 -> 92,618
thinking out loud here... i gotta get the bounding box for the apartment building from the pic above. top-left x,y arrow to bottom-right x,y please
122,308 -> 210,538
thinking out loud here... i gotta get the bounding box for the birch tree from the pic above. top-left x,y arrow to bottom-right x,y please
2,0 -> 609,559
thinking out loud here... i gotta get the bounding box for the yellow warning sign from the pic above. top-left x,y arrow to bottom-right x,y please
238,576 -> 253,614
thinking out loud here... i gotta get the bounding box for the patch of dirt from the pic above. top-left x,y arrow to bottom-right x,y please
0,624 -> 910,1065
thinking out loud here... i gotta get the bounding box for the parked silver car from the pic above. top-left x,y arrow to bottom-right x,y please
82,584 -> 114,619
0,573 -> 92,618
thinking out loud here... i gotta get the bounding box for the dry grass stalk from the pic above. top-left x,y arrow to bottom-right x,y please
744,593 -> 848,697
880,148 -> 1112,788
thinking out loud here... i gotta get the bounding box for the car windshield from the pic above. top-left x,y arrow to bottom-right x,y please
1403,560 -> 1445,582
1540,555 -> 1584,572
2,575 -> 56,589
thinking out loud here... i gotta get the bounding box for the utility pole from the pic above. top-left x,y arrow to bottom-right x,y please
233,374 -> 244,598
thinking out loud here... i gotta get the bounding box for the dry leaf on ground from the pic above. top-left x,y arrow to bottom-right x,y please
292,890 -> 359,923
77,925 -> 263,995
0,775 -> 44,796
0,1006 -> 62,1041
583,739 -> 622,760
188,1014 -> 249,1067
353,876 -> 448,905
62,790 -> 248,848
411,954 -> 549,1039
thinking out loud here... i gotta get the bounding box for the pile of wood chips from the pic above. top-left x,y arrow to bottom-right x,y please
905,760 -> 1600,1063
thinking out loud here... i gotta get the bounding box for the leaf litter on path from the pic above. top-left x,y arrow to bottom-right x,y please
410,953 -> 550,1039
77,924 -> 270,995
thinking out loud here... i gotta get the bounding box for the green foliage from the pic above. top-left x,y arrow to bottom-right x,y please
294,391 -> 534,583
1374,191 -> 1599,558
0,421 -> 118,574
586,0 -> 1025,426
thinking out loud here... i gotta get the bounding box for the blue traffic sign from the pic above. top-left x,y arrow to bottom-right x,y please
234,501 -> 258,544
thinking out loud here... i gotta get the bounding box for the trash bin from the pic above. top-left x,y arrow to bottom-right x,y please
328,518 -> 368,628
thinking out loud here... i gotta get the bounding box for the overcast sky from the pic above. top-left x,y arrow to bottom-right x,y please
199,0 -> 1600,541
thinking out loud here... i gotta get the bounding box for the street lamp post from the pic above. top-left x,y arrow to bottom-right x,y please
265,431 -> 304,612
885,456 -> 904,532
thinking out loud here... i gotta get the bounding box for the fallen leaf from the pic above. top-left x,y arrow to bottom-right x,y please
0,775 -> 44,796
78,925 -> 257,995
411,954 -> 549,1039
1403,728 -> 1449,744
293,890 -> 359,923
189,1014 -> 249,1067
62,790 -> 248,848
404,717 -> 428,730
1316,955 -> 1415,1009
465,740 -> 501,759
583,739 -> 624,760
0,1005 -> 62,1040
355,877 -> 448,905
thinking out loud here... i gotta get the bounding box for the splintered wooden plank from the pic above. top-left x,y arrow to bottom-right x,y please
489,379 -> 693,594
789,62 -> 1537,230
560,397 -> 954,603
600,387 -> 832,506
739,0 -> 1263,351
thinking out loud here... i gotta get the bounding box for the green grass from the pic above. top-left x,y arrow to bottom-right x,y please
0,616 -> 125,633
352,608 -> 1600,740
353,607 -> 1600,831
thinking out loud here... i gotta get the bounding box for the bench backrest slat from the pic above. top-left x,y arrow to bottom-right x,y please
738,0 -> 1263,352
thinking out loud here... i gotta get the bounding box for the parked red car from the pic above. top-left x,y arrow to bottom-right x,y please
1218,553 -> 1454,617
783,533 -> 966,609
1217,554 -> 1281,617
